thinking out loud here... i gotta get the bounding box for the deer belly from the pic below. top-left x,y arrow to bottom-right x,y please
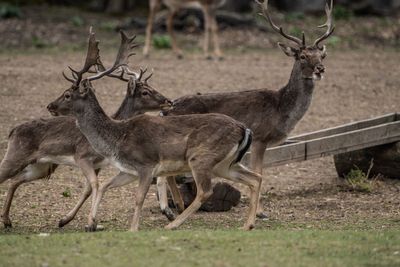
38,155 -> 76,166
153,160 -> 190,177
110,158 -> 139,177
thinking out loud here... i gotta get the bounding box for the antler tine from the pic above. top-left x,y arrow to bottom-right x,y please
255,0 -> 303,46
144,72 -> 153,83
314,0 -> 335,48
87,31 -> 138,82
62,71 -> 76,83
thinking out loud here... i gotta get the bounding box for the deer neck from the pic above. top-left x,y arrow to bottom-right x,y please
75,92 -> 122,158
111,96 -> 141,120
277,60 -> 315,132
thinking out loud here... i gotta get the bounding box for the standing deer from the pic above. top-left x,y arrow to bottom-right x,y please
0,28 -> 171,229
158,0 -> 335,218
47,51 -> 263,231
143,0 -> 226,59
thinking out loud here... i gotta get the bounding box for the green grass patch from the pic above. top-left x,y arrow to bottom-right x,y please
0,230 -> 399,267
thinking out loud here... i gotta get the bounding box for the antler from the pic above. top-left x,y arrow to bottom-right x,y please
63,26 -> 101,85
314,0 -> 335,48
255,0 -> 304,46
86,31 -> 139,82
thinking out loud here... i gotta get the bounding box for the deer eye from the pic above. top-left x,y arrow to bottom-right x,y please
142,91 -> 149,96
64,93 -> 71,100
300,54 -> 306,60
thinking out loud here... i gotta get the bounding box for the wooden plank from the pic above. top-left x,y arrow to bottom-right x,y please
261,120 -> 400,167
288,113 -> 397,142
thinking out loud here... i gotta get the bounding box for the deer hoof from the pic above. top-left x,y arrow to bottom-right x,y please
242,224 -> 255,231
177,54 -> 184,60
58,218 -> 70,228
256,212 -> 269,220
3,221 -> 12,229
162,208 -> 176,221
85,224 -> 97,232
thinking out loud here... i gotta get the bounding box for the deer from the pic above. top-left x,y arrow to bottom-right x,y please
157,0 -> 335,219
0,28 -> 172,230
143,0 -> 226,59
47,48 -> 263,232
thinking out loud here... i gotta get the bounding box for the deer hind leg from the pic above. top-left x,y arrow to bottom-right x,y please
166,176 -> 185,213
1,163 -> 56,228
215,163 -> 262,230
87,172 -> 137,232
156,176 -> 176,221
249,142 -> 268,219
167,9 -> 183,59
165,168 -> 213,230
143,0 -> 161,57
130,170 -> 153,232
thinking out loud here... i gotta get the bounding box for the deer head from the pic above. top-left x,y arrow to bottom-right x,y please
256,0 -> 334,81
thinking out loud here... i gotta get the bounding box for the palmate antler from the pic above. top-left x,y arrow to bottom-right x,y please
255,0 -> 335,48
62,27 -> 102,85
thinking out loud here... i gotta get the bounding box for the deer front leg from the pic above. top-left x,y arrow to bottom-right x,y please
58,180 -> 92,228
130,170 -> 153,232
210,11 -> 223,59
87,172 -> 137,232
143,0 -> 161,57
249,142 -> 268,219
167,10 -> 183,59
202,5 -> 212,59
156,177 -> 176,221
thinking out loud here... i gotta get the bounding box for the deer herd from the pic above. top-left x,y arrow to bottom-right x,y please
0,0 -> 335,232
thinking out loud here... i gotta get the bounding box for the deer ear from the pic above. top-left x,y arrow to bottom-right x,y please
128,77 -> 137,95
79,79 -> 91,95
278,42 -> 298,57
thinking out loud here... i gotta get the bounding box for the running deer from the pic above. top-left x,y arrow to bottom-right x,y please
47,56 -> 263,232
143,0 -> 226,59
158,0 -> 335,218
0,28 -> 171,229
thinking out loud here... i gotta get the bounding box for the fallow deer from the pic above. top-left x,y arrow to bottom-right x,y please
143,0 -> 226,59
0,28 -> 171,229
47,50 -> 263,231
158,0 -> 335,218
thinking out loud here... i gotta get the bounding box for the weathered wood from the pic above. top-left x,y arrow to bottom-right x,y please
242,116 -> 400,168
334,142 -> 400,179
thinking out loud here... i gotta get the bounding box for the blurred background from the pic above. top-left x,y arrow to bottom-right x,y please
0,0 -> 399,51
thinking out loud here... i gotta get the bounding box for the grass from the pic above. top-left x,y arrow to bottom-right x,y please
0,230 -> 399,267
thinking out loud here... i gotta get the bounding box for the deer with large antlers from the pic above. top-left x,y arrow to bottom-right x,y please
47,48 -> 263,231
0,28 -> 171,229
143,0 -> 226,59
158,0 -> 335,218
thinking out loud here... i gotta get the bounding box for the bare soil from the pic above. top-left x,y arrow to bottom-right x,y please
0,5 -> 399,233
0,46 -> 399,233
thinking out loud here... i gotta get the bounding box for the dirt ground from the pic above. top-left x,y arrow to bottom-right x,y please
0,43 -> 399,233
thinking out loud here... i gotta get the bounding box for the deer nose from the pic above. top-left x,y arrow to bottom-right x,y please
166,100 -> 173,106
47,103 -> 56,111
316,64 -> 325,73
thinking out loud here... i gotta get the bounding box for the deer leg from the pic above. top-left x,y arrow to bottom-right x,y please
130,170 -> 153,232
202,6 -> 212,59
165,169 -> 213,230
77,161 -> 99,230
86,172 -> 137,232
215,163 -> 262,230
166,176 -> 185,213
1,163 -> 55,228
167,10 -> 183,59
156,177 -> 176,221
143,0 -> 160,57
58,180 -> 92,228
210,9 -> 223,59
250,142 -> 268,219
